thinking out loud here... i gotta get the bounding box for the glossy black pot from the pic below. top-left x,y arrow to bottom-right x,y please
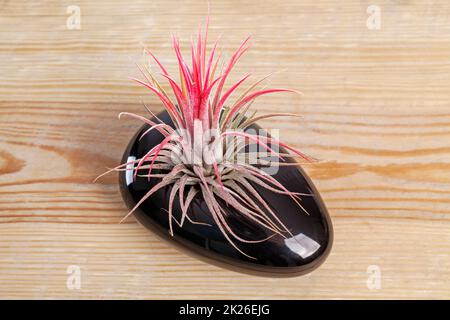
119,111 -> 333,277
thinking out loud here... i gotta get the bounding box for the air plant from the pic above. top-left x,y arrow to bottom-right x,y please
97,20 -> 314,259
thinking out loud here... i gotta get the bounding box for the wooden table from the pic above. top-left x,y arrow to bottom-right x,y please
1,0 -> 449,299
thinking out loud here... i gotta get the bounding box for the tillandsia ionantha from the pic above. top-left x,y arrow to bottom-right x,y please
97,19 -> 315,259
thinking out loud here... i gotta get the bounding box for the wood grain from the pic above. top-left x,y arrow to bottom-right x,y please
1,0 -> 450,299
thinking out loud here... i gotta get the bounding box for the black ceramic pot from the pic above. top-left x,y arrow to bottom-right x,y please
119,111 -> 333,277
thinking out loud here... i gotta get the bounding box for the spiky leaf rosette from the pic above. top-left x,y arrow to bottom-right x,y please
99,20 -> 314,259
